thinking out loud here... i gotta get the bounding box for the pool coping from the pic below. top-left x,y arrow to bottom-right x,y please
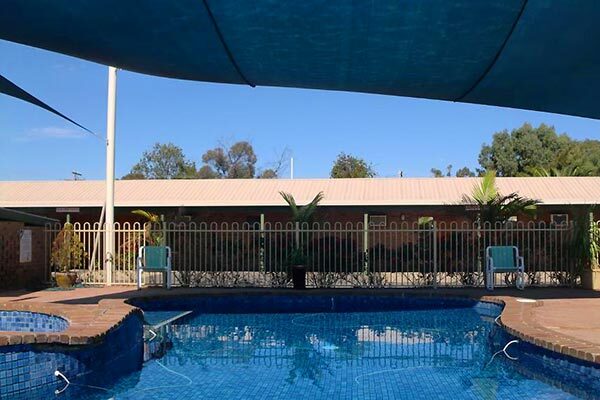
0,299 -> 141,346
0,288 -> 598,365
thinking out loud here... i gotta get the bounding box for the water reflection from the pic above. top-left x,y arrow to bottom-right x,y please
158,309 -> 492,387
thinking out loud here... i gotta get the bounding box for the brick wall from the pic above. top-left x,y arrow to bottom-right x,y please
0,222 -> 47,290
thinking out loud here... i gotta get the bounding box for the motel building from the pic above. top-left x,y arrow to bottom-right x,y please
1,177 -> 598,226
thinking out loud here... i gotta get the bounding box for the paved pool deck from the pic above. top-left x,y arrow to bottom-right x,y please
0,286 -> 599,365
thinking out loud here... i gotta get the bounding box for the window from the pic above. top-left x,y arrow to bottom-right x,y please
369,215 -> 387,227
551,214 -> 569,226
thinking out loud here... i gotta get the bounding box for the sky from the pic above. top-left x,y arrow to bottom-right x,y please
1,39 -> 600,181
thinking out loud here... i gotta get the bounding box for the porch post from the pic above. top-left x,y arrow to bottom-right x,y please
104,66 -> 118,285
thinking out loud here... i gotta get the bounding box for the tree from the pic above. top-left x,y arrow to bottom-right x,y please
462,171 -> 539,223
430,164 -> 475,177
121,172 -> 147,180
555,140 -> 600,176
257,147 -> 291,179
257,169 -> 278,179
200,141 -> 257,178
455,167 -> 476,177
125,142 -> 198,179
478,123 -> 577,176
430,168 -> 443,178
330,153 -> 376,178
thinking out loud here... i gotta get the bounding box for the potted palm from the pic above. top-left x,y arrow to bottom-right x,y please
50,218 -> 87,288
279,191 -> 324,289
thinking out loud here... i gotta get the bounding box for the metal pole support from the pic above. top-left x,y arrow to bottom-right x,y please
104,66 -> 117,286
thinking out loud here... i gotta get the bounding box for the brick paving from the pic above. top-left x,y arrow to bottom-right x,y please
0,286 -> 599,364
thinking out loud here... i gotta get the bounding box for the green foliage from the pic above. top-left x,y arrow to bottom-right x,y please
257,169 -> 278,179
530,166 -> 580,177
431,165 -> 476,177
478,123 -> 600,176
131,209 -> 163,245
50,222 -> 87,272
126,142 -> 198,179
279,191 -> 324,224
556,140 -> 600,176
200,141 -> 257,178
417,216 -> 433,226
121,172 -> 146,180
463,171 -> 539,223
455,167 -> 476,177
430,168 -> 443,178
280,191 -> 324,267
287,247 -> 307,266
125,141 -> 287,180
571,211 -> 600,274
330,153 -> 376,178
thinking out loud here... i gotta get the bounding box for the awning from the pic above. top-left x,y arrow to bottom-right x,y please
1,1 -> 599,119
0,207 -> 58,226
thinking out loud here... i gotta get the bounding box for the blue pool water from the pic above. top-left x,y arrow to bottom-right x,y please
3,295 -> 600,399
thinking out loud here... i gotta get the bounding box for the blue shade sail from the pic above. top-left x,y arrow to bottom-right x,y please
0,74 -> 93,133
1,1 -> 600,119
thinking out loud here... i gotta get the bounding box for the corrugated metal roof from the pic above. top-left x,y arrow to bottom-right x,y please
0,177 -> 599,208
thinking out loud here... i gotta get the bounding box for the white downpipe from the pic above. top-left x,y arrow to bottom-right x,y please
105,66 -> 118,286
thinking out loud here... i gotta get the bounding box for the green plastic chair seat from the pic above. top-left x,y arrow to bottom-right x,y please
142,246 -> 169,271
489,246 -> 518,272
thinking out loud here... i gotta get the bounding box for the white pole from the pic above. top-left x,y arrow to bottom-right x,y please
290,157 -> 294,179
104,66 -> 118,285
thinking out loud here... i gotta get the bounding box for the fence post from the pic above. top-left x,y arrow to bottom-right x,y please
478,220 -> 485,287
161,214 -> 166,246
363,213 -> 369,274
432,221 -> 438,289
259,213 -> 265,272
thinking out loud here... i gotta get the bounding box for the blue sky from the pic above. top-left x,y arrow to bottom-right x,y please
1,39 -> 599,181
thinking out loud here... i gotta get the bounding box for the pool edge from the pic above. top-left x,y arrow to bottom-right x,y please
0,289 -> 598,366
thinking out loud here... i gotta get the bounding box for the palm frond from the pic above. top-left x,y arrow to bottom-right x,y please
132,209 -> 160,223
462,170 -> 538,223
297,192 -> 324,223
279,191 -> 299,221
280,191 -> 323,224
471,171 -> 498,204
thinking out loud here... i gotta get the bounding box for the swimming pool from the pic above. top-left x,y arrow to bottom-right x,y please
2,295 -> 600,399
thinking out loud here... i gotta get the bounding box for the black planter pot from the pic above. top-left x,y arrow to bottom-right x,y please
291,265 -> 306,290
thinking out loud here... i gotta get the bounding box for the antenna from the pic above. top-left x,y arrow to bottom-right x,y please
71,171 -> 83,180
290,157 -> 294,179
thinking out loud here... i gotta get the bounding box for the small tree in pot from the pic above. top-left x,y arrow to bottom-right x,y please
50,218 -> 87,288
572,209 -> 600,289
279,191 -> 324,289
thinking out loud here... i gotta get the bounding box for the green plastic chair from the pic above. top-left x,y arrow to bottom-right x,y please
137,245 -> 172,289
485,246 -> 525,290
